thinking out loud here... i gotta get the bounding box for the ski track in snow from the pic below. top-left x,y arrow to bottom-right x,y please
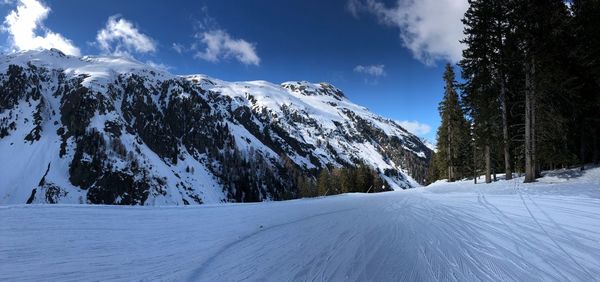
1,169 -> 600,281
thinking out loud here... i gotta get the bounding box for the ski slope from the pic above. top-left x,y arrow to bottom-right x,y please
1,167 -> 600,281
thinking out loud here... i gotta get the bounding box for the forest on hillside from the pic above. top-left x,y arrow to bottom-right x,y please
428,0 -> 600,184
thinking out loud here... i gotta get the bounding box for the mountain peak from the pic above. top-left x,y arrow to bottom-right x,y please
281,81 -> 345,100
0,50 -> 432,205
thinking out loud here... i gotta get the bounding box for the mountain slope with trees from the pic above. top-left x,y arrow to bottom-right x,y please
0,49 -> 432,205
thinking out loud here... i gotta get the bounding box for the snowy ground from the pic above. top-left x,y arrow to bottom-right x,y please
1,167 -> 600,281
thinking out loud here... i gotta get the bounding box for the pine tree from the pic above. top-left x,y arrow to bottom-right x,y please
426,152 -> 443,184
317,169 -> 330,196
571,0 -> 600,166
435,64 -> 471,182
511,0 -> 573,181
458,0 -> 593,183
460,0 -> 503,183
455,0 -> 599,185
353,165 -> 365,192
489,0 -> 517,180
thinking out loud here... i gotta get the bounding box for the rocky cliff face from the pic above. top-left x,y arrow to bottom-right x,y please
0,49 -> 432,205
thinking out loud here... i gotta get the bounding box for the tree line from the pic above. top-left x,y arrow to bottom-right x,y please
429,0 -> 600,184
297,165 -> 389,198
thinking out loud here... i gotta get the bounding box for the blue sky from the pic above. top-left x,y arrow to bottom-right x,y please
0,0 -> 468,142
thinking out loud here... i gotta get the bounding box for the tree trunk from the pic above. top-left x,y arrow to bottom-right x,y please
524,55 -> 536,183
580,127 -> 587,170
594,128 -> 599,164
473,143 -> 477,184
500,77 -> 512,180
532,64 -> 539,179
447,123 -> 453,182
485,145 -> 491,183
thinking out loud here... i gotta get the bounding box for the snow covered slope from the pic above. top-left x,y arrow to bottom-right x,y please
2,167 -> 599,281
0,49 -> 431,205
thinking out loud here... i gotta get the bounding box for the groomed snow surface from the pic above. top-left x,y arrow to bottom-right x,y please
2,167 -> 600,281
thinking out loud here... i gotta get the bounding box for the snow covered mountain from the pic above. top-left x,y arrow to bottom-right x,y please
0,49 -> 432,205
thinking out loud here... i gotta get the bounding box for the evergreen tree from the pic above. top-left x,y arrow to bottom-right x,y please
317,169 -> 330,196
460,0 -> 503,183
455,0 -> 597,185
313,165 -> 389,195
435,64 -> 471,182
489,0 -> 519,180
426,152 -> 444,184
512,0 -> 573,181
571,0 -> 600,165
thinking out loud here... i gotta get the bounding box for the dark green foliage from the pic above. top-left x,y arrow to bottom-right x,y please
213,136 -> 298,202
570,0 -> 600,165
60,85 -> 97,137
1,65 -> 45,139
122,75 -> 179,164
426,152 -> 445,184
87,171 -> 149,205
104,120 -> 122,137
68,127 -> 152,204
69,128 -> 107,189
434,64 -> 472,182
43,184 -> 68,204
24,96 -> 44,142
432,0 -> 600,184
299,165 -> 391,198
459,0 -> 509,183
0,65 -> 28,110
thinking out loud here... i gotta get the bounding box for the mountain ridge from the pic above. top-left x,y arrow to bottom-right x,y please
0,48 -> 432,205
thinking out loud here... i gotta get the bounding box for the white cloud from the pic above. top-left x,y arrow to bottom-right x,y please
354,64 -> 386,77
3,0 -> 80,55
346,0 -> 362,18
96,15 -> 156,57
349,0 -> 468,65
396,120 -> 432,136
172,42 -> 184,54
145,60 -> 171,71
194,29 -> 260,66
